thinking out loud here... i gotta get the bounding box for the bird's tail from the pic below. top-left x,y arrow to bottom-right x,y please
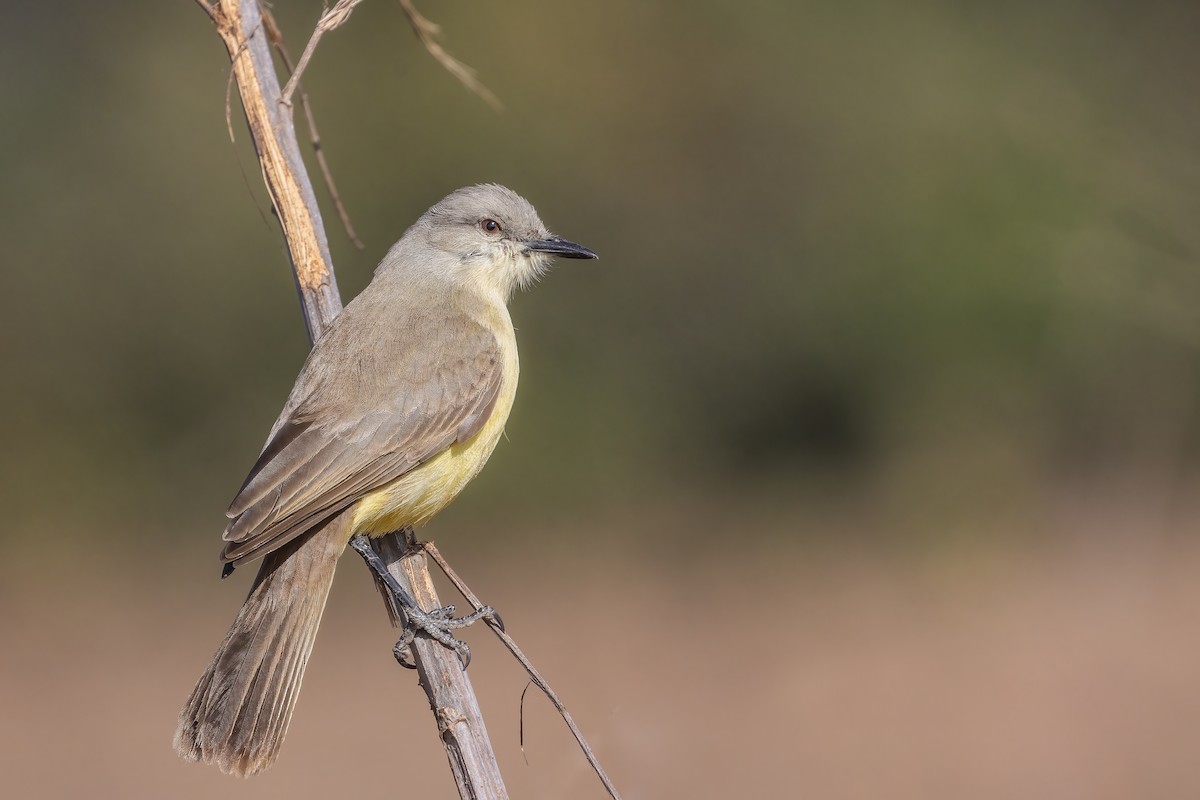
174,514 -> 350,777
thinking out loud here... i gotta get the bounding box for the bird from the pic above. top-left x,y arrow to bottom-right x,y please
174,183 -> 597,776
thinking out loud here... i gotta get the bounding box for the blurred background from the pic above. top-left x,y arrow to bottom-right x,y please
2,1 -> 1199,797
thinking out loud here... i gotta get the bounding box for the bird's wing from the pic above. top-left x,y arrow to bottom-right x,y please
219,304 -> 505,565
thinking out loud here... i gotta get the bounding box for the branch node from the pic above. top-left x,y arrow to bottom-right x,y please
280,0 -> 368,107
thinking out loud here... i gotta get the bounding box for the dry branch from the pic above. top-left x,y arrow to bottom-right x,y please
279,0 -> 367,107
261,7 -> 364,249
398,0 -> 502,110
196,2 -> 622,797
195,1 -> 505,796
272,0 -> 501,111
425,543 -> 623,800
375,533 -> 508,796
201,0 -> 341,336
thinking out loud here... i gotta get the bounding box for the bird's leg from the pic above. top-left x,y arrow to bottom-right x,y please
349,533 -> 493,669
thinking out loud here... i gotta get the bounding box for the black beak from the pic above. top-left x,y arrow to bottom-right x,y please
525,236 -> 598,260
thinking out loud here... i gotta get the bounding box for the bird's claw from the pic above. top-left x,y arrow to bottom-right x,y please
392,603 -> 495,670
392,630 -> 417,669
349,534 -> 494,670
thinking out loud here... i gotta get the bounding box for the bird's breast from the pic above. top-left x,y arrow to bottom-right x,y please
350,332 -> 519,535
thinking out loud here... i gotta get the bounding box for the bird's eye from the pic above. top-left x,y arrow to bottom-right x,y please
481,218 -> 501,234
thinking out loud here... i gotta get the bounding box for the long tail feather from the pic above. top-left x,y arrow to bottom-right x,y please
174,513 -> 350,777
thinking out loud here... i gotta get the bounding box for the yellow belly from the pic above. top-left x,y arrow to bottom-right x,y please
349,356 -> 517,536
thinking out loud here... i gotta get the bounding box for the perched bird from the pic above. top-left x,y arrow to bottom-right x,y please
174,184 -> 597,776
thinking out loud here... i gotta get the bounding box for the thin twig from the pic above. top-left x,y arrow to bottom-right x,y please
280,0 -> 367,107
423,542 -> 623,800
398,0 -> 502,110
518,682 -> 532,765
192,0 -> 218,24
224,50 -> 240,142
262,7 -> 365,249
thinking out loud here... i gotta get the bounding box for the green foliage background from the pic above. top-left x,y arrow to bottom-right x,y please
4,1 -> 1199,556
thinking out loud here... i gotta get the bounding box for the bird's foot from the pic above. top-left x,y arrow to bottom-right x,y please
390,602 -> 495,669
349,533 -> 492,669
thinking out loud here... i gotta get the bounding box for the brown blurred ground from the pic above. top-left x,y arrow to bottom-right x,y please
2,498 -> 1196,799
4,2 -> 1200,798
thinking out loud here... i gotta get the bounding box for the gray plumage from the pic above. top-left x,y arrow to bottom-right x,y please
174,184 -> 596,777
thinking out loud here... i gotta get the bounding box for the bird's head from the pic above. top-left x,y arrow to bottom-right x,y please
407,184 -> 597,300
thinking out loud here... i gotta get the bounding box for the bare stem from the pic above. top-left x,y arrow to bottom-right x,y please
198,2 -> 505,796
424,542 -> 623,800
398,0 -> 502,110
373,533 -> 508,797
192,0 -> 218,24
262,7 -> 364,249
280,0 -> 367,107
